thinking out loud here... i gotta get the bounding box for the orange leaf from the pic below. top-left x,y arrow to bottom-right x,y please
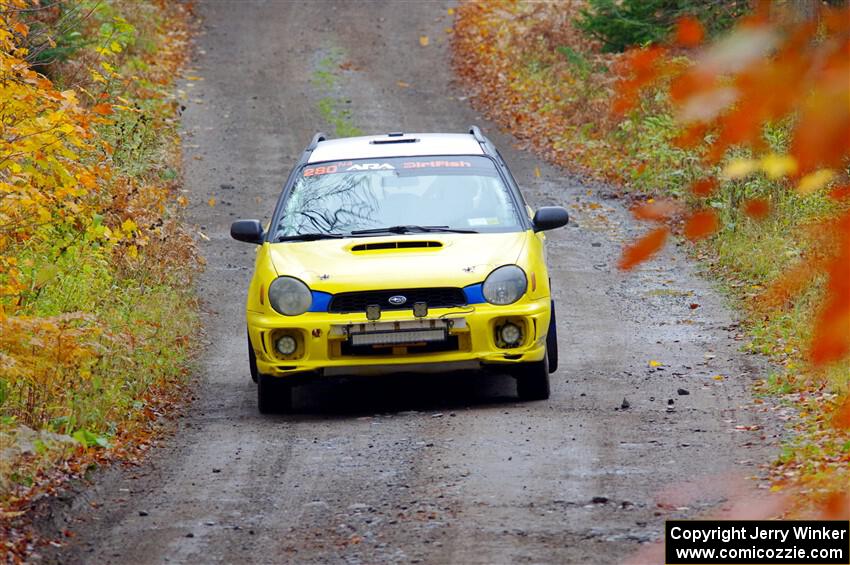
631,199 -> 682,222
675,17 -> 705,48
683,209 -> 719,241
833,397 -> 850,430
828,185 -> 850,200
13,22 -> 28,37
811,211 -> 850,365
672,123 -> 709,148
92,103 -> 113,115
743,198 -> 770,220
757,257 -> 823,311
820,491 -> 850,520
618,227 -> 669,271
690,178 -> 717,197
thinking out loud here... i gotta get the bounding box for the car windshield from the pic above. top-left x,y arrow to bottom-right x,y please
273,156 -> 524,240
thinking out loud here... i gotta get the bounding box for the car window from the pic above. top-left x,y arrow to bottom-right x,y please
274,156 -> 523,239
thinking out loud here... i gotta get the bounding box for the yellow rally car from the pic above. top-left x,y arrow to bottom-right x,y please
231,127 -> 569,413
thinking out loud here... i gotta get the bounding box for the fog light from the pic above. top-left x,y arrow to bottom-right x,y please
499,323 -> 522,346
275,335 -> 297,355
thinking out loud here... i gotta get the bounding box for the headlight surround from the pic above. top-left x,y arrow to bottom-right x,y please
268,276 -> 312,315
482,265 -> 527,305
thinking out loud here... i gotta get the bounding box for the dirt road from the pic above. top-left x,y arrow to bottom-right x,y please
46,2 -> 779,563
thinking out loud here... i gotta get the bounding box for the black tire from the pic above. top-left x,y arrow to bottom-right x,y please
248,332 -> 259,383
516,352 -> 551,401
547,300 -> 558,373
257,373 -> 292,414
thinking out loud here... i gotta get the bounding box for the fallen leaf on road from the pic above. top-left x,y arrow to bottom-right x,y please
419,35 -> 430,47
207,197 -> 216,207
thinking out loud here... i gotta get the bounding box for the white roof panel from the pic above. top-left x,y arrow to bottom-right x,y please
307,133 -> 485,163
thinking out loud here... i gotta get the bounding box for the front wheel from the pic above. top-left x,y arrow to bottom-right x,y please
516,352 -> 550,401
257,373 -> 292,414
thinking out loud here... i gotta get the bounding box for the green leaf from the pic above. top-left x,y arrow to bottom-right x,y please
72,429 -> 111,449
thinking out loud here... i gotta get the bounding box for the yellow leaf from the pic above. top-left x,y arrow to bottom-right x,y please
208,197 -> 216,207
648,360 -> 662,367
34,265 -> 59,288
419,35 -> 430,47
110,41 -> 122,53
534,167 -> 541,178
447,7 -> 455,15
121,219 -> 137,233
126,244 -> 138,259
712,375 -> 725,381
177,195 -> 189,207
759,154 -> 797,179
721,158 -> 758,180
396,81 -> 410,88
796,169 -> 835,195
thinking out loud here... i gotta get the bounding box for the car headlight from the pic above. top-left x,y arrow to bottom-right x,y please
482,265 -> 527,305
268,276 -> 312,315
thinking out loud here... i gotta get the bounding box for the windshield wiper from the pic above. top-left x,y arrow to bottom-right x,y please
277,232 -> 345,242
350,225 -> 478,236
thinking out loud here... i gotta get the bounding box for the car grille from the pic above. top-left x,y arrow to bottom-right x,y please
327,287 -> 467,313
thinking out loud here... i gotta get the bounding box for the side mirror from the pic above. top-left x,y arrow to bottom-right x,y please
230,219 -> 264,244
532,206 -> 569,232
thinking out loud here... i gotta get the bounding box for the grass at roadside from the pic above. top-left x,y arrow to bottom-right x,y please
312,48 -> 363,138
0,0 -> 199,546
451,1 -> 849,503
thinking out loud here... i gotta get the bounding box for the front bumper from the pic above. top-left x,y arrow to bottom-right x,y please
248,297 -> 550,378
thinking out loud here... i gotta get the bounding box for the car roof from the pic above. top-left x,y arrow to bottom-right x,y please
307,132 -> 485,163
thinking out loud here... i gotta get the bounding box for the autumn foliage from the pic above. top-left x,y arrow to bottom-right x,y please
613,5 -> 850,369
0,0 -> 198,545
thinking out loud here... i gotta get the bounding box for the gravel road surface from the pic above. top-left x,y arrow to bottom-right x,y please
44,2 -> 779,563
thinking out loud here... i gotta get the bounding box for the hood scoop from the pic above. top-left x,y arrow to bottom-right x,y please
350,240 -> 443,252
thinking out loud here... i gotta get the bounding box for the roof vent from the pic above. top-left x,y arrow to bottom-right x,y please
370,137 -> 419,145
387,131 -> 405,137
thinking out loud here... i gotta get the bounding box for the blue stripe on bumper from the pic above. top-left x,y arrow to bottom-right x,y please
308,290 -> 333,312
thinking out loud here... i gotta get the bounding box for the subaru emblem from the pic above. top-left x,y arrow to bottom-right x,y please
388,295 -> 407,306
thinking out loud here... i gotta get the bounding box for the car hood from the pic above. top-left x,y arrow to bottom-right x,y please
267,231 -> 530,292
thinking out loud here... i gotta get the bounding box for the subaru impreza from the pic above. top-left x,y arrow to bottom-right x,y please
231,127 -> 568,413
